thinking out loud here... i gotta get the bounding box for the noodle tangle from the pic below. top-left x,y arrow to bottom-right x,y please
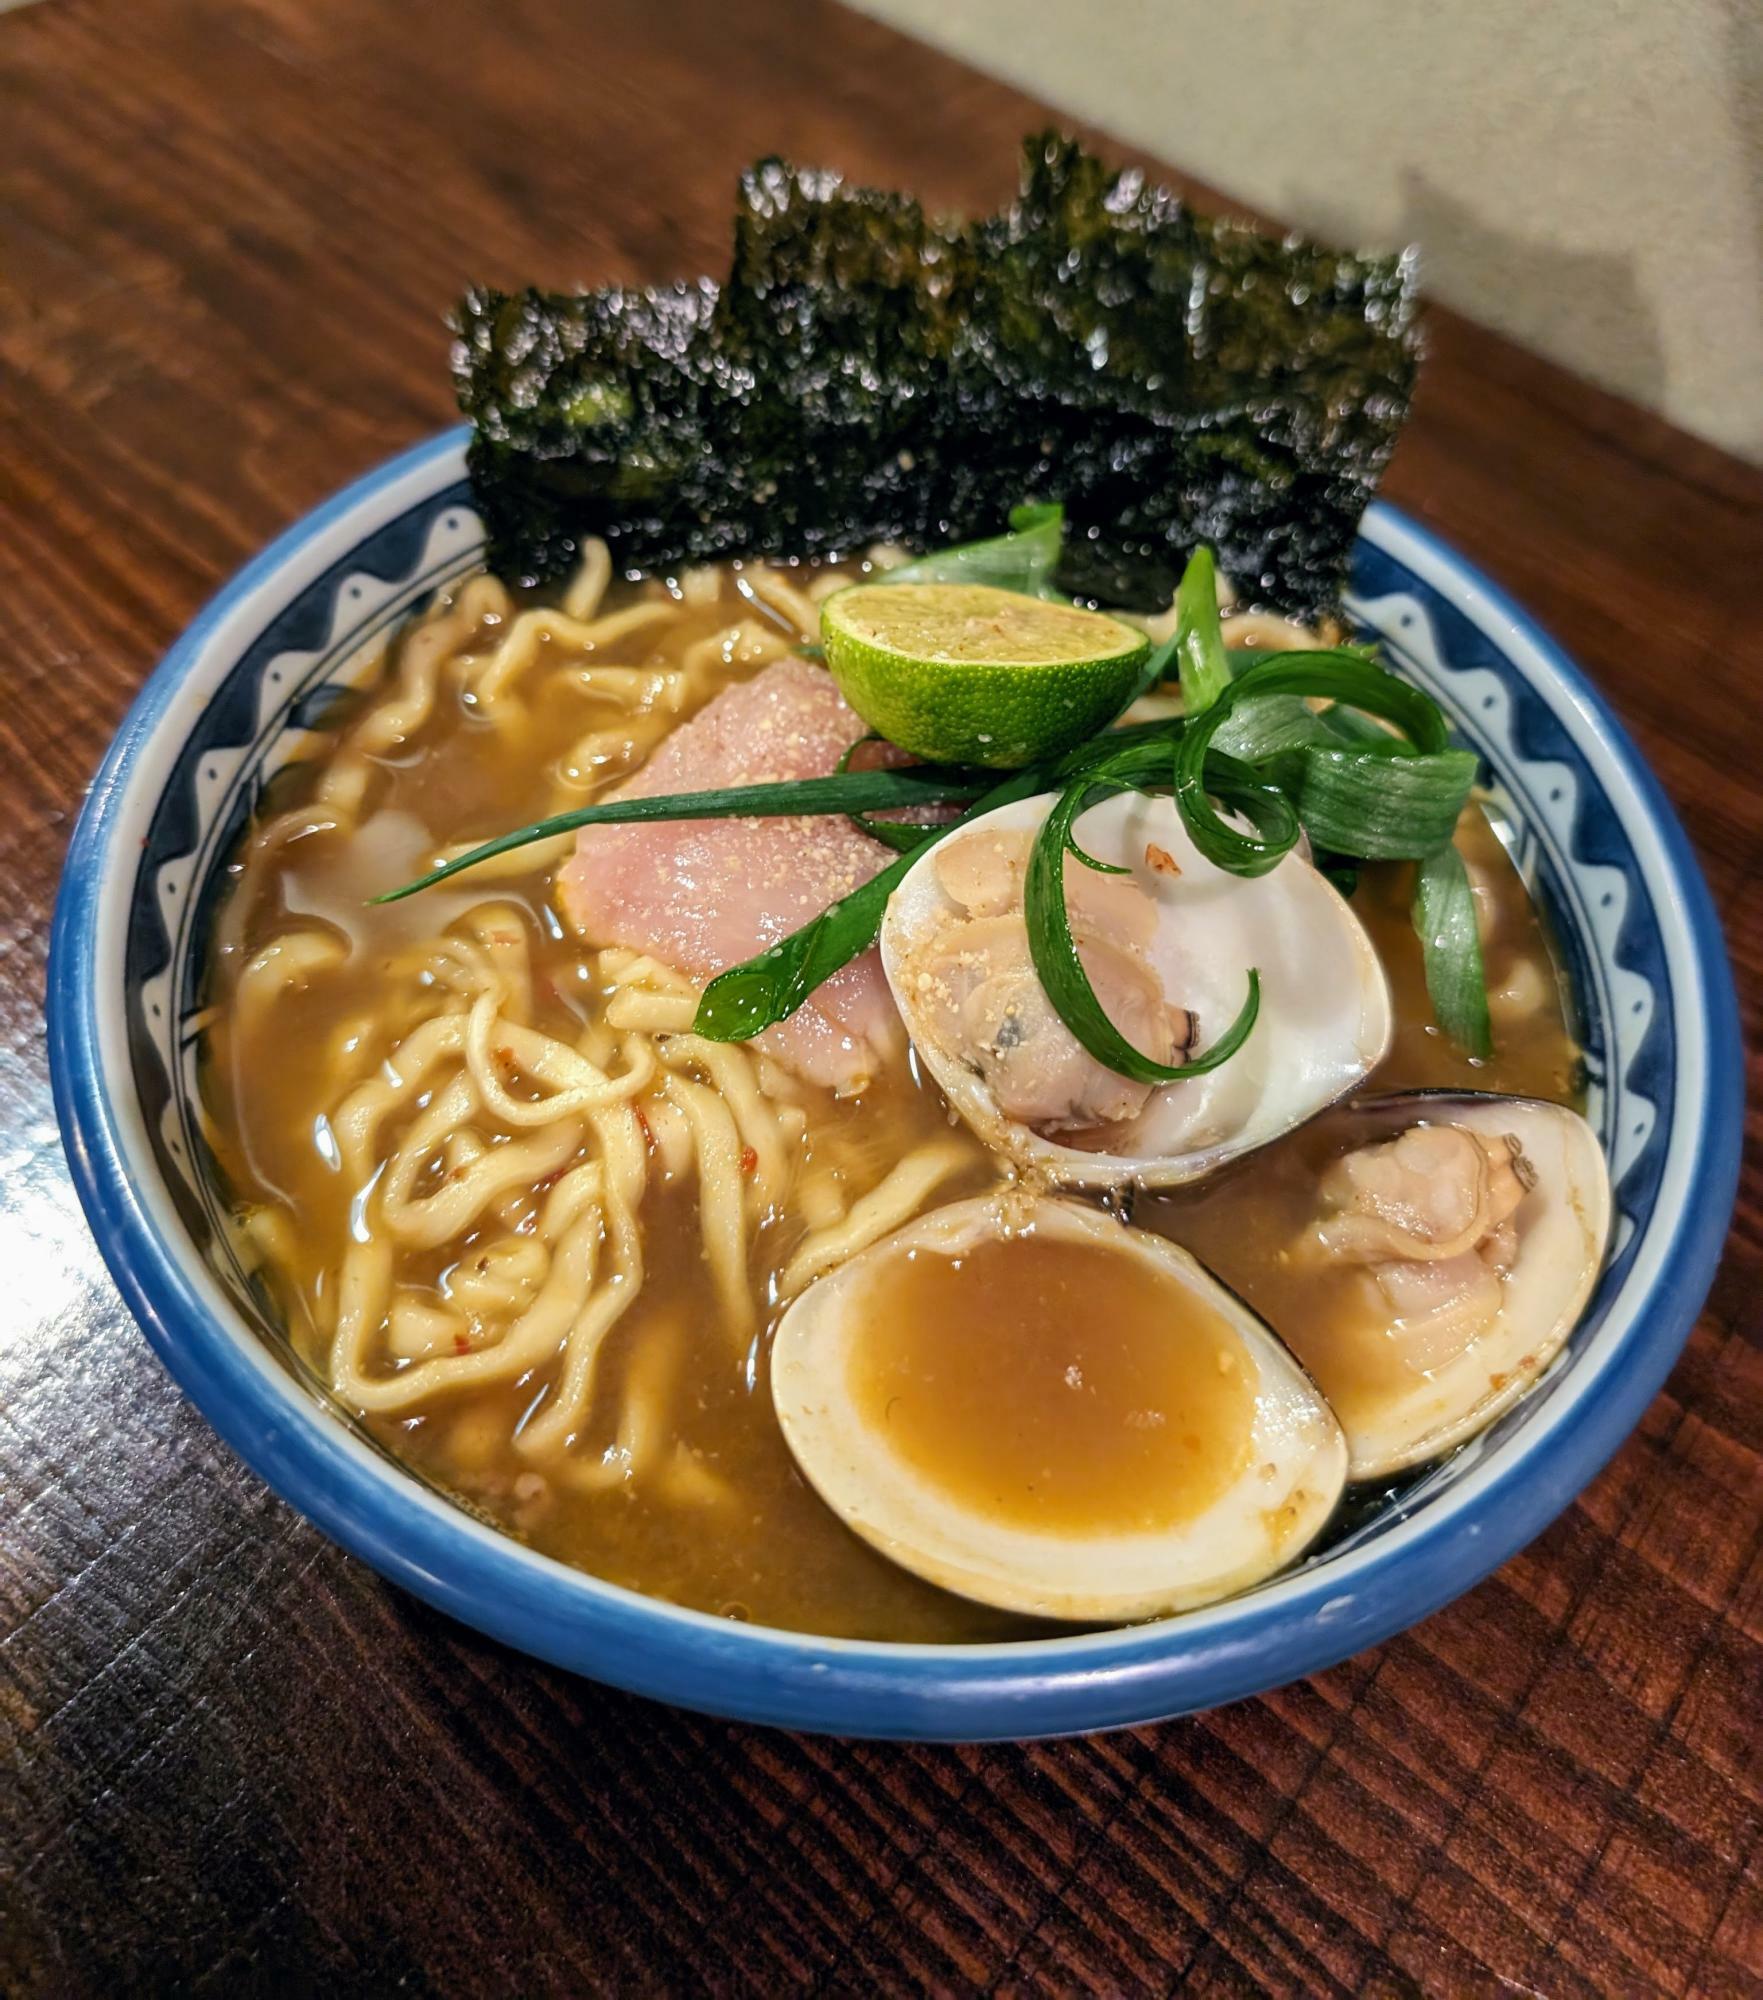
219,543 -> 988,1510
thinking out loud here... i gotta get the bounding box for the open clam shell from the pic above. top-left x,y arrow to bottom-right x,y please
1289,1092 -> 1612,1480
771,1194 -> 1348,1622
880,791 -> 1392,1188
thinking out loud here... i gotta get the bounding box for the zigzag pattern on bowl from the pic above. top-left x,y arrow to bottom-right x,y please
128,488 -> 481,1324
121,479 -> 1673,1559
1347,588 -> 1655,1245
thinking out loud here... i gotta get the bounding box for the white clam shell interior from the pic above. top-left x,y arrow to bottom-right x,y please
1317,1095 -> 1613,1480
770,1195 -> 1349,1623
880,791 -> 1392,1187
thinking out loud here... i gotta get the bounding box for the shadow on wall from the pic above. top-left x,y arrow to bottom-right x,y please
1399,169 -> 1665,417
1312,0 -> 1763,462
1314,169 -> 1668,426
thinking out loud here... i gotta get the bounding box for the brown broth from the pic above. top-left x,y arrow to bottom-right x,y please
849,1235 -> 1257,1535
1147,1117 -> 1466,1441
1143,819 -> 1583,1447
202,562 -> 1580,1642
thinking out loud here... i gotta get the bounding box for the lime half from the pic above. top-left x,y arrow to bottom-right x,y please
821,583 -> 1151,768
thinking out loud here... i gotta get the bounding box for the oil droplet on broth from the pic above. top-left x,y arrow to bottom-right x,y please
847,1233 -> 1259,1536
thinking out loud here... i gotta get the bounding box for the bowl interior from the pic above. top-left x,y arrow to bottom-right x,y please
58,430 -> 1731,1735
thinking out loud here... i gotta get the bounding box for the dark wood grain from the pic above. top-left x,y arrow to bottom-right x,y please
2,1 -> 1759,1992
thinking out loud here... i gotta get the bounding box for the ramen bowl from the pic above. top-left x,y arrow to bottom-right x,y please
48,431 -> 1742,1739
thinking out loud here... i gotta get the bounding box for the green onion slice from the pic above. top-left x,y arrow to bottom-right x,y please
1412,842 -> 1494,1060
1023,759 -> 1261,1085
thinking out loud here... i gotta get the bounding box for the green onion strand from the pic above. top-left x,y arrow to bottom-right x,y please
371,527 -> 1487,1066
372,766 -> 989,904
1172,546 -> 1231,717
1412,842 -> 1494,1061
1023,766 -> 1261,1084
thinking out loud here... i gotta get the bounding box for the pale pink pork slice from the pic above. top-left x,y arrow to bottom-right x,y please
557,657 -> 904,1092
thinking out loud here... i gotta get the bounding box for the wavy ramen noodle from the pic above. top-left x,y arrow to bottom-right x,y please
203,550 -> 1578,1640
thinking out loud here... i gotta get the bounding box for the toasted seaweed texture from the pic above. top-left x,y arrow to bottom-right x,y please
453,136 -> 1420,615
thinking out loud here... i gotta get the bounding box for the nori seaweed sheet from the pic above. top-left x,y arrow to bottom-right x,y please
453,136 -> 1421,615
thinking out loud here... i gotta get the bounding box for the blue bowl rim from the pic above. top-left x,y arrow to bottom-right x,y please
47,428 -> 1744,1740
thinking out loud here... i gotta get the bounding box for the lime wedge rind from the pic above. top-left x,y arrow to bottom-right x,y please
821,583 -> 1150,769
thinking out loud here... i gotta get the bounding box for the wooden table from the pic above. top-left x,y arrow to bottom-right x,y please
3,1 -> 1759,1991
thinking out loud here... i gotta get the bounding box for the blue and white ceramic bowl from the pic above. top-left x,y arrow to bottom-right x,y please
49,432 -> 1742,1739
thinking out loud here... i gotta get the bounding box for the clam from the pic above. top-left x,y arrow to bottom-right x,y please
880,791 -> 1391,1188
771,1194 -> 1348,1622
1286,1092 -> 1610,1479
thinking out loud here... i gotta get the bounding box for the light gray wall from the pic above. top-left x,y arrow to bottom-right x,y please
851,0 -> 1763,464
